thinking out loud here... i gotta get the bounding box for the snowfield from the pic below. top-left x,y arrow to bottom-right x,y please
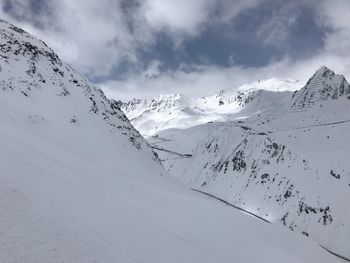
0,138 -> 342,263
0,20 -> 345,263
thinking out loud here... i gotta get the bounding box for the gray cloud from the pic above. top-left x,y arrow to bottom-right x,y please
102,0 -> 350,100
257,2 -> 301,47
1,0 -> 137,76
0,0 -> 260,77
102,53 -> 350,101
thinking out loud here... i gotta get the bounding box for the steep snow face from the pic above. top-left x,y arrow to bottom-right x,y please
1,20 -> 342,263
292,66 -> 350,109
120,79 -> 302,136
149,66 -> 350,259
0,19 -> 156,158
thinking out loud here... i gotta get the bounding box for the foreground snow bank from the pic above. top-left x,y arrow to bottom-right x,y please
0,129 -> 341,263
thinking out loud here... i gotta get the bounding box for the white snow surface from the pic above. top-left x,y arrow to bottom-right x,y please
120,78 -> 303,136
147,66 -> 350,259
0,20 -> 341,263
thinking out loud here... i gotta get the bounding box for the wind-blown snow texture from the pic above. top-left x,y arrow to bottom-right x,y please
128,67 -> 350,259
0,20 -> 341,263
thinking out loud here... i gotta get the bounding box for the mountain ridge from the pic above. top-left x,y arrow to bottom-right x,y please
120,78 -> 302,136
144,66 -> 350,259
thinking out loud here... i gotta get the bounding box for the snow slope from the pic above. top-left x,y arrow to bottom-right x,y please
0,20 -> 341,263
148,66 -> 350,259
120,79 -> 302,136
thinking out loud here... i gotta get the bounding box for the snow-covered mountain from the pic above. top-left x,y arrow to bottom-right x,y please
120,79 -> 302,136
147,66 -> 350,259
0,20 -> 339,263
0,20 -> 160,159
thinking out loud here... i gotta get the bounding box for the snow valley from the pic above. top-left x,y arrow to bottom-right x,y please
0,19 -> 347,263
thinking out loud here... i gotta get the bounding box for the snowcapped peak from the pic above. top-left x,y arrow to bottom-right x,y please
313,65 -> 334,77
292,66 -> 350,109
217,89 -> 226,96
120,78 -> 303,136
121,69 -> 350,136
153,93 -> 186,101
0,19 -> 158,158
0,19 -> 55,56
120,93 -> 194,123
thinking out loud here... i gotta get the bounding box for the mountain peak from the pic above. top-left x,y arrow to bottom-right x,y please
0,18 -> 156,155
153,93 -> 184,101
313,65 -> 335,78
291,66 -> 350,109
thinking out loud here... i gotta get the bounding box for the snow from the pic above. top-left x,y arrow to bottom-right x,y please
145,67 -> 350,259
0,19 -> 342,263
0,109 -> 341,262
120,79 -> 303,136
1,145 -> 341,263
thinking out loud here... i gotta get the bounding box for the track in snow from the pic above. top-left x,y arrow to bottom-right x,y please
191,188 -> 350,263
191,188 -> 270,223
151,146 -> 192,158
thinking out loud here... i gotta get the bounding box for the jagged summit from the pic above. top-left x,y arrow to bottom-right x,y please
0,19 -> 50,50
292,66 -> 350,109
122,93 -> 192,120
314,65 -> 334,76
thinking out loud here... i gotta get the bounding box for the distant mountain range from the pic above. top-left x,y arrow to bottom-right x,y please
122,66 -> 350,259
119,78 -> 302,136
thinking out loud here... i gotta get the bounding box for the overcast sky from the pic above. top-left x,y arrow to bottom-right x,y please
1,0 -> 350,100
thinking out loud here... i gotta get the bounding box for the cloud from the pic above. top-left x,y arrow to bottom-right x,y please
257,2 -> 301,47
315,0 -> 350,56
101,51 -> 350,101
2,0 -> 350,101
142,0 -> 261,36
213,0 -> 261,24
142,0 -> 214,36
101,0 -> 350,101
100,59 -> 304,101
0,0 -> 261,77
1,0 -> 150,77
